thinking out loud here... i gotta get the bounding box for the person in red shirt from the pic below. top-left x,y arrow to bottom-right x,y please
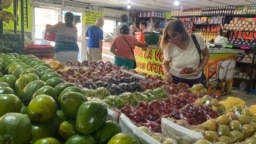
110,25 -> 148,69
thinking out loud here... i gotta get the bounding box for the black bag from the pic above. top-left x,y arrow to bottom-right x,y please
191,34 -> 207,87
132,60 -> 137,69
122,36 -> 137,69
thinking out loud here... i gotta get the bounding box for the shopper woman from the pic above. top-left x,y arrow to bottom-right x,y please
110,25 -> 148,69
46,12 -> 79,64
160,19 -> 209,87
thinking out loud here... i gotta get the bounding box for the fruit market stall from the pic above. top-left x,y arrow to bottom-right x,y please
1,53 -> 256,144
134,46 -> 244,95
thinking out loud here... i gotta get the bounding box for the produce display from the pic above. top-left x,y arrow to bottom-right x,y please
83,87 -> 168,108
0,53 -> 140,144
138,126 -> 178,144
193,106 -> 256,143
1,53 -> 256,144
56,60 -> 191,95
120,92 -> 221,133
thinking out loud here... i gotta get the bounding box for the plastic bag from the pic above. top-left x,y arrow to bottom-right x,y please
44,24 -> 56,41
161,118 -> 203,144
214,35 -> 228,48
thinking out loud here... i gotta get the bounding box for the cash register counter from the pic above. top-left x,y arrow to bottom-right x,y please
134,46 -> 244,95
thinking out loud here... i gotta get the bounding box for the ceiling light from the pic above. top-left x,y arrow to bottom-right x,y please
127,3 -> 131,9
174,0 -> 180,6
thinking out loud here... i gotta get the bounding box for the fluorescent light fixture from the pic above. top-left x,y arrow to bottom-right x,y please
174,0 -> 180,6
127,3 -> 131,9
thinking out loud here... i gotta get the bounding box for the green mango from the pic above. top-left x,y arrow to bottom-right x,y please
76,101 -> 108,134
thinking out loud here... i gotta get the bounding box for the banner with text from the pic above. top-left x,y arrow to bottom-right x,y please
134,47 -> 164,77
83,11 -> 102,25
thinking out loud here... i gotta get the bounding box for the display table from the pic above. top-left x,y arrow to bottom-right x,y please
134,46 -> 244,95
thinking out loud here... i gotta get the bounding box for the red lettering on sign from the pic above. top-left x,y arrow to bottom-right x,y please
144,49 -> 152,59
155,50 -> 163,62
136,61 -> 146,69
146,62 -> 164,75
134,47 -> 144,57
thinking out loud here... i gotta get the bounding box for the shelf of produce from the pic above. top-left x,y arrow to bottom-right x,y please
194,23 -> 221,26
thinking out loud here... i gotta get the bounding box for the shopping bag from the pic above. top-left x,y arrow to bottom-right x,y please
44,24 -> 56,41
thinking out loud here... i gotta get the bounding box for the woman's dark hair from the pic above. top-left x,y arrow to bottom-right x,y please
120,14 -> 128,23
120,24 -> 130,34
140,21 -> 147,27
65,12 -> 74,27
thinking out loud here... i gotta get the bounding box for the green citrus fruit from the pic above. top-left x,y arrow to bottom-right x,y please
107,133 -> 140,144
27,94 -> 57,123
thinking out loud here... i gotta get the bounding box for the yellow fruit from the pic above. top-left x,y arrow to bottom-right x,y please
107,133 -> 140,144
58,120 -> 77,140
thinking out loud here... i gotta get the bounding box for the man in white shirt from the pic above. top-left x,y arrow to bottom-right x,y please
112,14 -> 128,39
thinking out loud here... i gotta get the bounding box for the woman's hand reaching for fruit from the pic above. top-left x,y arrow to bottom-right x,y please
164,72 -> 173,83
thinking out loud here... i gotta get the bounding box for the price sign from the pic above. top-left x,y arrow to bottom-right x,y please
83,11 -> 102,25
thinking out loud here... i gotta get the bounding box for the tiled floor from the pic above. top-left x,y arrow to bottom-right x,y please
222,89 -> 256,107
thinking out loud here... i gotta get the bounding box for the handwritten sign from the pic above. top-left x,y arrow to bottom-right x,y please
83,11 -> 102,25
134,46 -> 164,77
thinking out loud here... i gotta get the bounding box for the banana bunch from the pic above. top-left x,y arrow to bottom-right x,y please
0,10 -> 16,23
0,0 -> 12,9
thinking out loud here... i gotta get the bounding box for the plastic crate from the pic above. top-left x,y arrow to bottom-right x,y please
144,32 -> 161,45
25,44 -> 54,59
249,88 -> 256,94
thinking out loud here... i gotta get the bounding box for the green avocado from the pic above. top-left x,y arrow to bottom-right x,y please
76,101 -> 108,135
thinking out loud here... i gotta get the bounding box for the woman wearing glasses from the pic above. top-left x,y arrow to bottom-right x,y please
160,19 -> 209,87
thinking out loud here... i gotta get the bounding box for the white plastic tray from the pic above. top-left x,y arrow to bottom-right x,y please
107,108 -> 120,122
119,114 -> 137,134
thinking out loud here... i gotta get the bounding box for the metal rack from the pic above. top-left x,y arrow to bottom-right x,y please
229,30 -> 256,94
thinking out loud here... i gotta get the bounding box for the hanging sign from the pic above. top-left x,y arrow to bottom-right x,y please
83,11 -> 102,25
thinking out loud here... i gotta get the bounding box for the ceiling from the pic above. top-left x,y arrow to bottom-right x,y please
73,0 -> 256,11
34,0 -> 256,12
